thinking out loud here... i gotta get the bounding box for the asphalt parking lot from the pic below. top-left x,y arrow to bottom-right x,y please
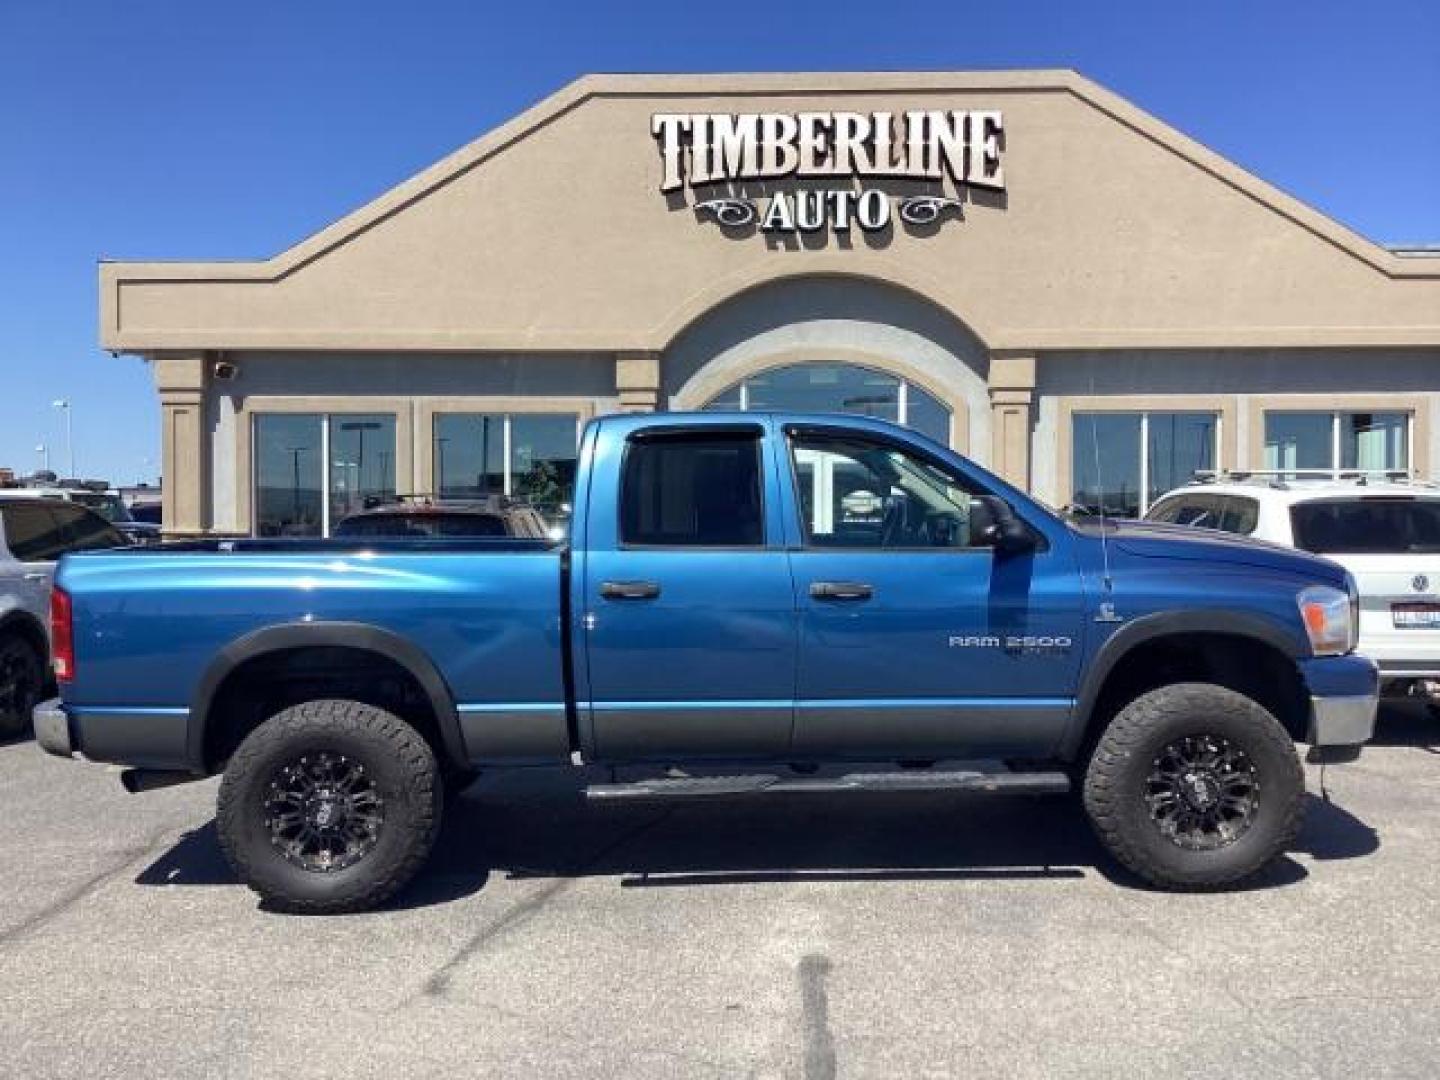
2,704 -> 1438,1080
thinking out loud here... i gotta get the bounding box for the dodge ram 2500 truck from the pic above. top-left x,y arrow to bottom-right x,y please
35,413 -> 1377,913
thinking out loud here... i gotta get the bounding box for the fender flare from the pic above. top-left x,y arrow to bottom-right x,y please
1060,609 -> 1306,759
188,621 -> 467,771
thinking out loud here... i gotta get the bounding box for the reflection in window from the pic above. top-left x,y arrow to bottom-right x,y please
703,363 -> 951,446
434,413 -> 579,519
1071,412 -> 1218,518
329,415 -> 397,528
254,413 -> 397,537
255,414 -> 324,537
789,433 -> 984,549
1265,411 -> 1410,478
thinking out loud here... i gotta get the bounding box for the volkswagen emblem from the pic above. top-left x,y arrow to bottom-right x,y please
1415,574 -> 1431,594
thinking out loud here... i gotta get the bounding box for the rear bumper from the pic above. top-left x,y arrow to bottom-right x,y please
33,697 -> 73,758
1299,655 -> 1378,748
32,698 -> 193,770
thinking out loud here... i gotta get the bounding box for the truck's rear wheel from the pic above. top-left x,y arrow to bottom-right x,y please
1083,683 -> 1304,890
217,699 -> 442,914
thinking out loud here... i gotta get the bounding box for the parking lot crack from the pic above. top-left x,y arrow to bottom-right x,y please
417,808 -> 677,998
0,826 -> 174,949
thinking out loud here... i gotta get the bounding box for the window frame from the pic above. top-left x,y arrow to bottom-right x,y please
1070,409 -> 1223,517
702,361 -> 954,448
250,411 -> 399,538
616,427 -> 770,551
1262,409 -> 1413,479
431,410 -> 582,507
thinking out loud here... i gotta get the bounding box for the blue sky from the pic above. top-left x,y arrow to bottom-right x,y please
1,0 -> 1436,485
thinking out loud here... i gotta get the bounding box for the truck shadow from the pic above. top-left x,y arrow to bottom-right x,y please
1370,701 -> 1440,753
134,770 -> 1380,910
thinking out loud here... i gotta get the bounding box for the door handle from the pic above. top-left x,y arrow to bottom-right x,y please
23,572 -> 49,582
600,580 -> 661,601
809,581 -> 873,601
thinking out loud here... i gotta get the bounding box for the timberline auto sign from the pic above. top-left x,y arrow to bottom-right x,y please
652,110 -> 1005,233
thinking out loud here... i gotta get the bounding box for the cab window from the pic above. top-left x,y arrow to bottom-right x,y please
620,433 -> 764,547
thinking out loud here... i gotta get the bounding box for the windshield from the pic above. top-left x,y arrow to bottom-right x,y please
69,491 -> 133,523
1290,498 -> 1440,554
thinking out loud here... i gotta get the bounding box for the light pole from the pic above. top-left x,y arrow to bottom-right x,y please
340,420 -> 382,494
34,444 -> 48,474
286,446 -> 308,524
51,400 -> 74,478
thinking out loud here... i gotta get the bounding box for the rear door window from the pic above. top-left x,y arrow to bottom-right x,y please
1290,498 -> 1440,554
51,504 -> 127,553
1,504 -> 68,562
1218,496 -> 1260,536
620,433 -> 764,547
1148,496 -> 1222,529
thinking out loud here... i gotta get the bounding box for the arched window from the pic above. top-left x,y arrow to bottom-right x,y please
702,363 -> 951,446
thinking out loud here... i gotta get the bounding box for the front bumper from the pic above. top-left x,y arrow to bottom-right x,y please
1299,655 -> 1378,748
33,697 -> 74,759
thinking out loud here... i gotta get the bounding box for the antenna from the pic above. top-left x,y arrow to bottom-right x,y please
1086,380 -> 1114,595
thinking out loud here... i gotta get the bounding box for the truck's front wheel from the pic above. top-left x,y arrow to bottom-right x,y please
1083,683 -> 1305,890
217,700 -> 442,914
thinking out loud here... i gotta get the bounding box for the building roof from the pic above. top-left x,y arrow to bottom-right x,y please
99,70 -> 1440,355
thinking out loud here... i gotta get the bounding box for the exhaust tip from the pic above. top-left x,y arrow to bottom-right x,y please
119,769 -> 196,794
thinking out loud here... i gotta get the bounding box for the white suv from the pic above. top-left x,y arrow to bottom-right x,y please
1145,473 -> 1440,709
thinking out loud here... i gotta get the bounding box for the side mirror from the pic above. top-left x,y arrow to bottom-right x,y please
975,495 -> 1035,555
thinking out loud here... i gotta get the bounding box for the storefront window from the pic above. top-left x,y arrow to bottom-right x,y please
1071,411 -> 1218,518
328,415 -> 397,527
254,413 -> 397,536
1264,411 -> 1409,477
254,414 -> 323,537
434,412 -> 580,520
703,362 -> 952,446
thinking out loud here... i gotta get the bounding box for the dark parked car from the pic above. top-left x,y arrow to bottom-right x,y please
0,497 -> 127,733
332,496 -> 551,539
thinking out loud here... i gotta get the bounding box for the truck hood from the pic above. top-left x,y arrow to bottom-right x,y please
1074,519 -> 1348,587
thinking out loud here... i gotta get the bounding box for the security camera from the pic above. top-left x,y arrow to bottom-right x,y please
213,360 -> 239,381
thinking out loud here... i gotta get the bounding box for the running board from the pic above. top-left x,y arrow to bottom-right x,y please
584,764 -> 1070,802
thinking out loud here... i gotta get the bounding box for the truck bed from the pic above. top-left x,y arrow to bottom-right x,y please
54,541 -> 572,770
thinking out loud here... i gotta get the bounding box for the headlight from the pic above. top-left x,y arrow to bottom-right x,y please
1297,584 -> 1356,656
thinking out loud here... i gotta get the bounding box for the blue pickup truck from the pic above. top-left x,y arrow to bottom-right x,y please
35,413 -> 1376,912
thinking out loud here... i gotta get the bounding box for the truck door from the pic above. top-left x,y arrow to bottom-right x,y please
782,426 -> 1085,759
578,419 -> 797,761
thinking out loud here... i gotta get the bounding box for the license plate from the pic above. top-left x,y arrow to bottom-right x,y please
1392,602 -> 1440,629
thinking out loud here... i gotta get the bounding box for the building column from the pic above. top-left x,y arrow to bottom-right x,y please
988,351 -> 1036,489
616,351 -> 661,412
152,352 -> 211,537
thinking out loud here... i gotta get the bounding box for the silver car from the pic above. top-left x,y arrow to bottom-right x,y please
0,497 -> 127,735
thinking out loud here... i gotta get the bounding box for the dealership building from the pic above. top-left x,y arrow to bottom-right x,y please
98,71 -> 1440,536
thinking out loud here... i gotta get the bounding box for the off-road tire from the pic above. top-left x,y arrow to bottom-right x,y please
217,699 -> 442,914
0,634 -> 44,738
1083,682 -> 1305,890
